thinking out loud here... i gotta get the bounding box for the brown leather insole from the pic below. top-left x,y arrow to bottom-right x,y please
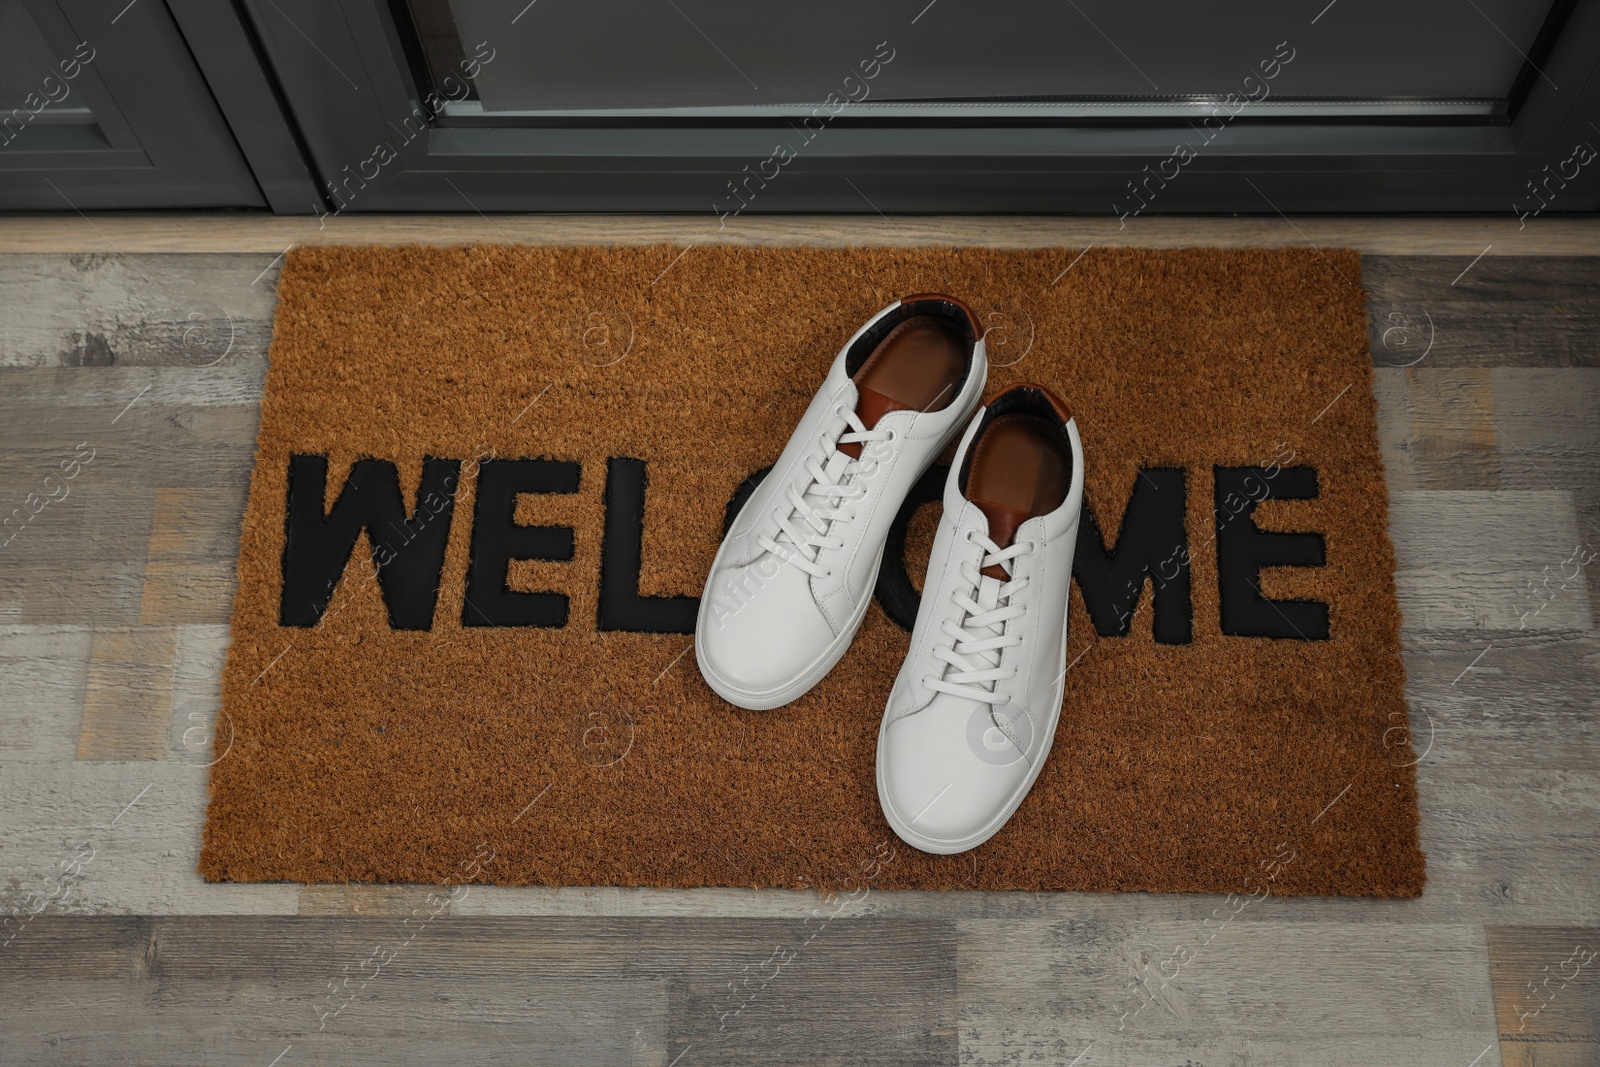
968,414 -> 1072,554
854,316 -> 966,413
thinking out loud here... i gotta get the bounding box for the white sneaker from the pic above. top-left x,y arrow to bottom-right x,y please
876,383 -> 1084,854
696,295 -> 988,711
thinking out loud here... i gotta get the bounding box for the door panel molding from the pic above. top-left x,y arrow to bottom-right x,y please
0,0 -> 266,210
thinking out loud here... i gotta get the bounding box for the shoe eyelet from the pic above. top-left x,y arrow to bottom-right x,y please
962,529 -> 975,543
885,429 -> 899,444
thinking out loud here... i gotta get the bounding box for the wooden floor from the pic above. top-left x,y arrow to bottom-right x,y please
1,217 -> 1597,1066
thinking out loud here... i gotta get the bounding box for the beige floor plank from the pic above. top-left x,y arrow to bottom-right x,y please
0,214 -> 1596,255
1399,368 -> 1502,489
138,486 -> 246,625
1486,926 -> 1600,1067
76,627 -> 177,761
1373,368 -> 1419,491
297,884 -> 453,916
145,488 -> 244,562
139,559 -> 237,625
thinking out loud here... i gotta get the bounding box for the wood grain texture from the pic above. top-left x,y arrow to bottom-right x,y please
138,489 -> 248,626
138,559 -> 237,625
1485,370 -> 1600,496
0,916 -> 956,1066
76,627 -> 176,761
1,976 -> 668,1067
0,366 -> 267,407
297,883 -> 455,916
0,624 -> 90,764
1487,926 -> 1600,1067
1389,491 -> 1593,634
145,488 -> 242,562
0,761 -> 298,918
1399,369 -> 1502,490
1372,368 -> 1419,491
1,215 -> 1596,255
958,919 -> 1498,1067
1484,369 -> 1600,624
0,244 -> 1597,1066
1366,257 -> 1600,369
0,253 -> 277,369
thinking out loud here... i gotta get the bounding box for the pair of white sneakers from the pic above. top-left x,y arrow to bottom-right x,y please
695,295 -> 1085,856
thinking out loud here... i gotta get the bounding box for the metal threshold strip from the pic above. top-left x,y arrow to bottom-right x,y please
441,98 -> 1505,121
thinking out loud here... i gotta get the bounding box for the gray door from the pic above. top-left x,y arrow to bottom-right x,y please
0,0 -> 265,209
244,0 -> 1600,213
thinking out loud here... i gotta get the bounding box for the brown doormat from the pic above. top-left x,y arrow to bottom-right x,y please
201,245 -> 1425,897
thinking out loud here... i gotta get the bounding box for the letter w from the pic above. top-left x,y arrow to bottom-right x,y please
280,454 -> 460,630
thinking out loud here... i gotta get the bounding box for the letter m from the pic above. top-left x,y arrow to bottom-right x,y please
280,454 -> 460,630
1072,467 -> 1192,644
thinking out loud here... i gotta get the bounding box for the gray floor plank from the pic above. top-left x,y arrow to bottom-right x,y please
4,249 -> 1600,1067
1484,369 -> 1600,622
0,763 -> 298,918
1366,256 -> 1600,368
0,366 -> 269,410
1484,369 -> 1600,501
0,253 -> 278,369
0,418 -> 260,506
0,624 -> 90,763
958,920 -> 1499,1067
1,916 -> 956,1067
1400,634 -> 1599,772
1389,490 -> 1594,634
3,976 -> 668,1066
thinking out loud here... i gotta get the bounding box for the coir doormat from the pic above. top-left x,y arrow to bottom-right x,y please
201,245 -> 1425,897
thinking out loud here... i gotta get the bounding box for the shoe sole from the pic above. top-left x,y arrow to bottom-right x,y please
875,596 -> 1073,855
695,540 -> 884,711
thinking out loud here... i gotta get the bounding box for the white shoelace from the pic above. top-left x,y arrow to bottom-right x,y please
757,402 -> 895,580
923,532 -> 1036,706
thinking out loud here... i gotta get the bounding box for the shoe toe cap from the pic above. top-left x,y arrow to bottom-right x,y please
879,697 -> 1035,849
697,559 -> 838,698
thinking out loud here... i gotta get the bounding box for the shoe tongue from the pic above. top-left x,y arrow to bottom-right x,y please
838,386 -> 909,459
973,498 -> 1033,579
